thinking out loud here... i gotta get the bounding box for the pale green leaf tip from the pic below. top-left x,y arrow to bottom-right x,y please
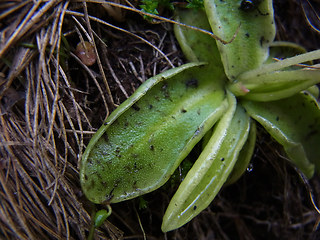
286,146 -> 315,179
161,211 -> 188,232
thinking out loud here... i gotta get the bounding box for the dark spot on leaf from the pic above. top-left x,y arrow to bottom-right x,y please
162,82 -> 168,90
150,145 -> 154,151
276,116 -> 279,121
114,179 -> 121,187
106,189 -> 115,202
132,104 -> 140,111
133,181 -> 138,189
239,0 -> 268,16
124,165 -> 132,173
101,181 -> 108,188
161,82 -> 170,98
103,133 -> 109,143
305,130 -> 318,140
186,78 -> 198,88
193,205 -> 197,210
148,104 -> 153,109
311,101 -> 318,107
221,157 -> 225,161
181,108 -> 187,113
260,36 -> 265,46
245,33 -> 250,38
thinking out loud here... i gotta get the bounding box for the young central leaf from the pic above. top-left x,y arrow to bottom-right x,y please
204,0 -> 275,80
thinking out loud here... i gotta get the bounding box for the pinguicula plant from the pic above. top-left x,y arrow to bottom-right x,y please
80,0 -> 320,234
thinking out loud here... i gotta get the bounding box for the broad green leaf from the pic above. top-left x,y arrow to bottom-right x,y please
162,93 -> 251,232
174,8 -> 224,72
242,92 -> 320,178
204,0 -> 275,80
80,63 -> 227,204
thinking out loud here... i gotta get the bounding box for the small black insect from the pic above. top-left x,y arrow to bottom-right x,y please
239,0 -> 262,11
239,0 -> 267,16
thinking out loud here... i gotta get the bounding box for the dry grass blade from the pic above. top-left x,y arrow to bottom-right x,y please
1,1 -> 92,239
0,0 -> 62,58
0,1 -> 30,21
81,1 -> 115,107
